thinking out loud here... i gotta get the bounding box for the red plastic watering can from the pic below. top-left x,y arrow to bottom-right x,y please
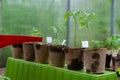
0,34 -> 42,48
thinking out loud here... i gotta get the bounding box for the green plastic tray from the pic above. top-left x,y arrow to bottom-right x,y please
5,57 -> 117,80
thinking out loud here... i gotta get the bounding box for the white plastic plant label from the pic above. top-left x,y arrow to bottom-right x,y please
82,41 -> 89,48
112,53 -> 117,57
106,50 -> 112,55
46,37 -> 52,43
112,50 -> 118,57
61,40 -> 66,45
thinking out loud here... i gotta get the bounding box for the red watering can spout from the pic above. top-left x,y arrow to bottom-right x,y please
0,34 -> 42,48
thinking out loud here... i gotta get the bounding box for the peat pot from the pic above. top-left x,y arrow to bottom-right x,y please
11,43 -> 23,59
34,43 -> 49,64
23,42 -> 35,61
105,50 -> 112,68
84,48 -> 107,74
49,45 -> 67,67
65,48 -> 85,70
105,50 -> 119,70
111,50 -> 119,70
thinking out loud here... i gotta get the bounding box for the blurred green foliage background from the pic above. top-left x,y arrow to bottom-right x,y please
0,0 -> 120,67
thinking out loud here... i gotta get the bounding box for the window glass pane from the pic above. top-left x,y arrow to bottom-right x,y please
115,0 -> 120,34
0,0 -> 2,33
2,0 -> 67,43
2,0 -> 114,47
1,0 -> 67,64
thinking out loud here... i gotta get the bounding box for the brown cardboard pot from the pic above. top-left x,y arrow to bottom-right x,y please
105,50 -> 112,68
49,45 -> 67,67
65,48 -> 85,70
84,48 -> 107,74
23,42 -> 35,61
111,50 -> 119,71
34,43 -> 49,64
11,43 -> 23,59
105,50 -> 119,70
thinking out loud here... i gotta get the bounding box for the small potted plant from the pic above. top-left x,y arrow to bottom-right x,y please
32,28 -> 49,64
64,11 -> 86,70
104,34 -> 120,70
83,40 -> 107,74
48,25 -> 67,67
77,10 -> 107,73
22,28 -> 39,61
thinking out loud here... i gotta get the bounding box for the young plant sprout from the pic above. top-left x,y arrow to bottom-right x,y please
64,11 -> 81,47
104,34 -> 120,50
31,28 -> 42,36
51,25 -> 65,45
64,10 -> 95,47
78,11 -> 95,47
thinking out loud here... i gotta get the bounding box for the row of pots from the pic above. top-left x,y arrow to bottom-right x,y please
11,42 -> 118,74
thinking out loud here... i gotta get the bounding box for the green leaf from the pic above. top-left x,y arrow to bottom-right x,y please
52,26 -> 57,34
64,11 -> 73,20
31,28 -> 42,36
